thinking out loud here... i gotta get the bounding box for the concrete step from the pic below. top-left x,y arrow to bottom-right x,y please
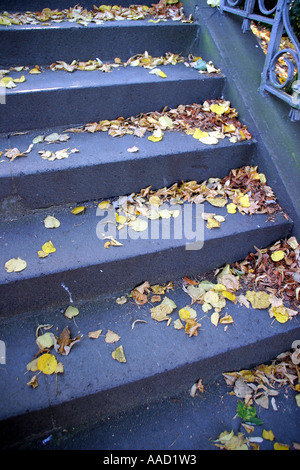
0,273 -> 299,448
0,192 -> 292,316
0,128 -> 254,209
0,63 -> 224,133
0,19 -> 198,68
1,0 -> 155,11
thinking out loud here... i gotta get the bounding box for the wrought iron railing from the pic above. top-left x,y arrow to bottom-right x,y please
220,0 -> 300,121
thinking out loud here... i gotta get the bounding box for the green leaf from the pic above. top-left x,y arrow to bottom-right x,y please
237,401 -> 263,426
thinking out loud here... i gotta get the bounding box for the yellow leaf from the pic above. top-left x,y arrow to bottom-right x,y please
239,194 -> 251,208
207,197 -> 227,207
179,306 -> 197,321
38,250 -> 48,258
0,76 -> 16,88
41,240 -> 56,254
29,66 -> 42,74
4,257 -> 27,273
112,345 -> 126,363
149,195 -> 161,207
206,217 -> 220,229
269,305 -> 289,323
222,291 -> 236,302
26,358 -> 39,372
246,291 -> 270,309
223,124 -> 236,133
71,206 -> 85,215
64,305 -> 79,319
273,442 -> 290,450
210,103 -> 226,115
13,75 -> 26,83
263,429 -> 275,441
115,212 -> 127,224
148,129 -> 164,142
98,200 -> 111,209
37,353 -> 57,375
271,250 -> 285,262
0,15 -> 12,25
149,68 -> 167,78
296,394 -> 300,407
227,203 -> 237,214
193,128 -> 209,139
220,314 -> 234,324
158,115 -> 173,128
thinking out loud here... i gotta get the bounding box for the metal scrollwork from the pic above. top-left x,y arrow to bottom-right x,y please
220,0 -> 300,121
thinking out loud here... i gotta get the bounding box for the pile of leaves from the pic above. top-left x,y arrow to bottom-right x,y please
67,99 -> 251,145
49,51 -> 219,74
233,237 -> 300,310
214,346 -> 300,450
0,1 -> 192,26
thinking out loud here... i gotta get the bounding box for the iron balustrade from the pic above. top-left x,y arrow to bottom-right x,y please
220,0 -> 300,121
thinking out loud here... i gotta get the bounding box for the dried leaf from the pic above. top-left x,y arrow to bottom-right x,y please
44,215 -> 60,228
88,329 -> 103,339
112,345 -> 126,363
71,206 -> 86,215
105,329 -> 120,343
41,240 -> 56,254
246,291 -> 271,309
64,305 -> 79,319
52,326 -> 81,355
5,257 -> 27,272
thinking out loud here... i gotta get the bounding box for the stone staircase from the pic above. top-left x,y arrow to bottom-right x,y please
0,0 -> 299,449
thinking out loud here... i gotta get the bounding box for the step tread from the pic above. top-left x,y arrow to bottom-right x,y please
0,278 -> 299,444
0,129 -> 254,207
3,62 -> 220,94
1,64 -> 224,133
0,194 -> 292,314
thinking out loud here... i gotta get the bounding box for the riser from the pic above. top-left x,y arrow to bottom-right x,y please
0,279 -> 299,448
0,200 -> 292,316
0,134 -> 254,209
0,21 -> 198,67
0,67 -> 224,133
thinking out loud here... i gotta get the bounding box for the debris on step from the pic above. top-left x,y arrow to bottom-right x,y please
0,0 -> 193,27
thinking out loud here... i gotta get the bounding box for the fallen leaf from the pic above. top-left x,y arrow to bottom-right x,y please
210,103 -> 226,115
129,218 -> 148,232
263,429 -> 275,441
52,326 -> 81,355
214,430 -> 248,450
150,296 -> 176,322
273,442 -> 290,450
4,257 -> 27,272
246,291 -> 271,309
41,240 -> 56,254
207,197 -> 227,207
206,217 -> 220,229
64,305 -> 79,319
105,329 -> 120,343
37,353 -> 57,375
27,375 -> 39,388
88,329 -> 103,339
178,305 -> 197,321
36,332 -> 54,350
127,145 -> 139,153
268,305 -> 289,323
227,203 -> 237,214
271,250 -> 285,262
71,206 -> 86,215
43,215 -> 60,228
112,345 -> 126,363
